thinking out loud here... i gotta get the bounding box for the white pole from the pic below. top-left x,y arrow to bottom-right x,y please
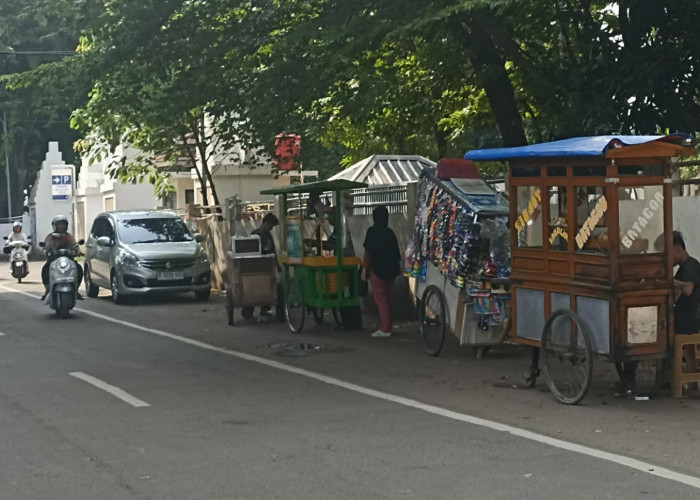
2,109 -> 10,218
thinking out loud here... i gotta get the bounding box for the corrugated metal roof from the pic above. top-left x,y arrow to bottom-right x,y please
329,155 -> 435,185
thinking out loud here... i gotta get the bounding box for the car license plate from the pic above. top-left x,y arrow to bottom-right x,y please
157,271 -> 184,281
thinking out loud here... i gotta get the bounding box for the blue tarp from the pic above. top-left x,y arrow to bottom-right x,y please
464,134 -> 693,161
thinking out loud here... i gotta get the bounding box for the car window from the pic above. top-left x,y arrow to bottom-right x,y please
91,217 -> 108,238
117,217 -> 194,244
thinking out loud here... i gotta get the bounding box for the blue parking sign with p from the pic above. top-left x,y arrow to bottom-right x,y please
51,170 -> 72,200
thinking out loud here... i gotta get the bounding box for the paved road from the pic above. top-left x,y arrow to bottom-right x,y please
0,263 -> 699,499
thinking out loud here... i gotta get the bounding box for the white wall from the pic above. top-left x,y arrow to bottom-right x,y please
30,142 -> 74,249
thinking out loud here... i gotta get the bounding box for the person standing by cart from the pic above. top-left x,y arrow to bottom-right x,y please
242,213 -> 281,320
362,206 -> 401,338
672,231 -> 700,334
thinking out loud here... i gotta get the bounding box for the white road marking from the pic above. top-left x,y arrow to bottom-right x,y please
3,283 -> 700,490
0,332 -> 5,336
69,371 -> 150,408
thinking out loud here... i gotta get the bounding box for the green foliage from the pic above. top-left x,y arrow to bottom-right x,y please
4,0 -> 700,207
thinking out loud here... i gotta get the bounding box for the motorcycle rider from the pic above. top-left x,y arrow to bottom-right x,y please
4,221 -> 30,275
6,221 -> 29,243
41,215 -> 83,301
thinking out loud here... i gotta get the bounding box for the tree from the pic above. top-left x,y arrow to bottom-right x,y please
0,0 -> 97,217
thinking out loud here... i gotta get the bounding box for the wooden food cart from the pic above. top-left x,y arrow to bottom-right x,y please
465,134 -> 696,404
408,163 -> 511,359
260,179 -> 367,334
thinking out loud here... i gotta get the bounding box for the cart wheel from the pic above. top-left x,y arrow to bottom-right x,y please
614,360 -> 665,397
473,346 -> 491,360
541,310 -> 593,405
226,287 -> 234,326
420,285 -> 447,357
312,307 -> 324,326
285,278 -> 305,333
332,308 -> 343,328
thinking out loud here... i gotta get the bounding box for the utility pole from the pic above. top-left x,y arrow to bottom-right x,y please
2,109 -> 10,218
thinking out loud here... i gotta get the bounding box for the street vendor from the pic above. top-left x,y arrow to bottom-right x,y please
672,231 -> 700,334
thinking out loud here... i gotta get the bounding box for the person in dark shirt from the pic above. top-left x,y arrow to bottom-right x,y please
242,213 -> 281,320
362,205 -> 401,337
672,231 -> 700,334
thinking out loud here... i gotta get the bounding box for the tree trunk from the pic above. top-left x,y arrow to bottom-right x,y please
468,12 -> 527,147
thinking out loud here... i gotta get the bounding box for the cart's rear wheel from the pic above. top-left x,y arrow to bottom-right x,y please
285,278 -> 305,333
312,307 -> 324,326
541,309 -> 593,405
614,360 -> 665,397
226,287 -> 234,326
420,285 -> 447,357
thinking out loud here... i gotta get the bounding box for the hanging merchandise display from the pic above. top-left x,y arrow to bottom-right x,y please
408,165 -> 512,349
406,170 -> 510,288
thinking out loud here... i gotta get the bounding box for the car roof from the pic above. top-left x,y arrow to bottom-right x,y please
97,210 -> 182,221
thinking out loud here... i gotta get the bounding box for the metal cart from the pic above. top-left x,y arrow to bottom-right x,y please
411,166 -> 510,359
260,179 -> 367,333
226,235 -> 280,325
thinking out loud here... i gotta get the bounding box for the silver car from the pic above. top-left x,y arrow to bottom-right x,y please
83,210 -> 211,304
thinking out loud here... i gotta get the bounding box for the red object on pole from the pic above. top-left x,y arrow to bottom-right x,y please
274,133 -> 301,171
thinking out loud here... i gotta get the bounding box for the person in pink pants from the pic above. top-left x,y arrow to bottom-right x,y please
361,206 -> 401,337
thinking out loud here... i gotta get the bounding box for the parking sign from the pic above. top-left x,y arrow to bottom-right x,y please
51,167 -> 73,200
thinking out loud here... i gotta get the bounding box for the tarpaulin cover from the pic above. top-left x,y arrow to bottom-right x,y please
464,134 -> 694,161
422,168 -> 508,215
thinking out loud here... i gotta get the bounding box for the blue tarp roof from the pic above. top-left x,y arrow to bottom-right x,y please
464,134 -> 694,161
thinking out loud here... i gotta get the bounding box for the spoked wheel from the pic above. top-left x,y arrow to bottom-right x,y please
420,285 -> 447,356
614,360 -> 665,397
312,307 -> 324,326
541,309 -> 593,405
285,278 -> 305,333
226,287 -> 235,326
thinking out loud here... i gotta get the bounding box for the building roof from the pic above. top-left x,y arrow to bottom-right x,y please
328,155 -> 435,185
464,134 -> 695,161
260,179 -> 367,195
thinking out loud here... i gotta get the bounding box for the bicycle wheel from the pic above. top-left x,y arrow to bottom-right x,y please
420,285 -> 447,356
541,309 -> 593,405
285,277 -> 305,333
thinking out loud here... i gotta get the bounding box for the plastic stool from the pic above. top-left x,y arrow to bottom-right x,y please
672,333 -> 700,398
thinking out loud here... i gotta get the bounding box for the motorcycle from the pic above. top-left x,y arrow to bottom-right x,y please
3,237 -> 31,283
39,238 -> 84,318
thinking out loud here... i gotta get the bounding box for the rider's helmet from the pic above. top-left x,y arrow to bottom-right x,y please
51,215 -> 69,232
12,221 -> 22,232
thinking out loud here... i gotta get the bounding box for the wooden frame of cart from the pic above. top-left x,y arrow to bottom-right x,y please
464,134 -> 696,404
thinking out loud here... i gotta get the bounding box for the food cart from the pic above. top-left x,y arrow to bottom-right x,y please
464,134 -> 696,404
407,161 -> 510,359
260,179 -> 367,333
225,235 -> 280,325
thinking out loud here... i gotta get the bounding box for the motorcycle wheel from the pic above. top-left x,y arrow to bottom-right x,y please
56,292 -> 72,319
